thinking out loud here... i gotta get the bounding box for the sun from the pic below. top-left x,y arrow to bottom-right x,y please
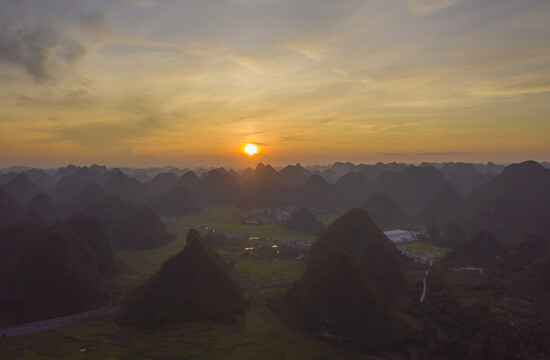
243,143 -> 259,156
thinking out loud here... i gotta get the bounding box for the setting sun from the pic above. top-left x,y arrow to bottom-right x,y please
243,143 -> 259,156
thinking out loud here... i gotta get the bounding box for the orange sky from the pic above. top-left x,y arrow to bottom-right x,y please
1,0 -> 549,167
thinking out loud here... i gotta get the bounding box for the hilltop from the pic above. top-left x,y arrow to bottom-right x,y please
309,208 -> 401,263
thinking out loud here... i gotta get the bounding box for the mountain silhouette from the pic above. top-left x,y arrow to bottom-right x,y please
362,193 -> 410,229
50,167 -> 97,203
278,164 -> 311,186
155,186 -> 201,216
147,172 -> 180,197
104,170 -> 153,205
201,169 -> 243,205
112,205 -> 172,249
421,182 -> 463,225
373,165 -> 450,213
27,192 -> 59,224
336,172 -> 371,207
441,162 -> 482,196
3,173 -> 43,203
24,169 -> 54,189
294,174 -> 344,209
283,207 -> 325,235
239,182 -> 292,209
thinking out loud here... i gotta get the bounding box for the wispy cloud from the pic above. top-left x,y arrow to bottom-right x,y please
124,0 -> 158,8
406,0 -> 457,15
418,151 -> 470,156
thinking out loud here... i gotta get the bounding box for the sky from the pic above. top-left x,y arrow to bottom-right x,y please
1,0 -> 549,168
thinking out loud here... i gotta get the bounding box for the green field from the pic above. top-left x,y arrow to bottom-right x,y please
1,302 -> 377,360
234,259 -> 305,283
171,206 -> 316,242
399,241 -> 450,255
106,207 -> 314,303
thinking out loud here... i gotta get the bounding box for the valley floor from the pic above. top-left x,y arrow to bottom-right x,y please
0,207 -> 439,360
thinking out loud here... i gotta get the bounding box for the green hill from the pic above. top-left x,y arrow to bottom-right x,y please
287,251 -> 393,349
119,229 -> 245,327
309,208 -> 401,262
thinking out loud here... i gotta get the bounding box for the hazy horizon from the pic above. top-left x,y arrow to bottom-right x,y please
1,158 -> 546,172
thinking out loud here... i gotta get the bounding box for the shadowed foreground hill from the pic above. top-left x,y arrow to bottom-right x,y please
0,187 -> 23,228
437,230 -> 507,270
454,161 -> 550,246
66,217 -> 116,277
283,207 -> 325,235
0,222 -> 44,273
309,208 -> 402,263
358,239 -> 405,298
119,229 -> 245,327
520,250 -> 550,298
0,224 -> 105,323
506,233 -> 550,271
287,251 -> 393,349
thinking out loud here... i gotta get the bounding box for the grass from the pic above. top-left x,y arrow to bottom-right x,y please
400,241 -> 450,255
106,206 -> 314,303
170,206 -> 316,242
234,259 -> 305,283
0,305 -> 357,360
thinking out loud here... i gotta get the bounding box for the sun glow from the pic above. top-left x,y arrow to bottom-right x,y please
243,143 -> 259,156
